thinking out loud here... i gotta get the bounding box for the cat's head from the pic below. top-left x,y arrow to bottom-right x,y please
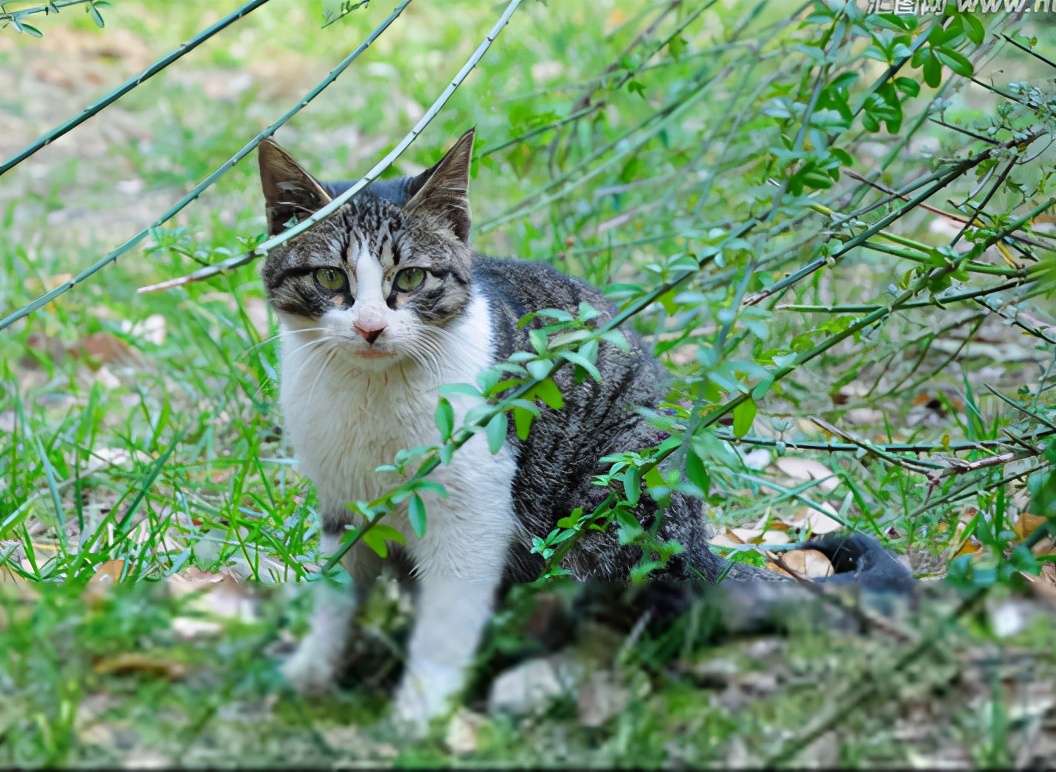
258,130 -> 476,371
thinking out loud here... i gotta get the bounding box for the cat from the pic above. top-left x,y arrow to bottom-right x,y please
257,129 -> 914,732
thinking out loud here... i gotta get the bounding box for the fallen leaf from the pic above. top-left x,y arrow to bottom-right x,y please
171,617 -> 223,639
709,529 -> 745,548
780,548 -> 834,579
166,568 -> 258,624
790,505 -> 843,535
93,652 -> 188,680
605,9 -> 628,33
119,314 -> 166,346
1015,513 -> 1049,543
741,448 -> 772,471
774,457 -> 839,493
760,530 -> 791,545
79,332 -> 132,364
84,559 -> 127,605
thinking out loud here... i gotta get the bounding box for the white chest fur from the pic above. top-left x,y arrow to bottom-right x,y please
278,291 -> 519,577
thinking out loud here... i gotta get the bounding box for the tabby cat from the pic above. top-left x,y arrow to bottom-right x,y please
258,130 -> 913,731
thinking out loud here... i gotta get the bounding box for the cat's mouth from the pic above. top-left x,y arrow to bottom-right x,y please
355,348 -> 398,360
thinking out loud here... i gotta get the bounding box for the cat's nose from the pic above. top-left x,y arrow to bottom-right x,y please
354,322 -> 385,345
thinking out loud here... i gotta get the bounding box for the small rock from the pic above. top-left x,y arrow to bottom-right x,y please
446,708 -> 486,754
687,657 -> 740,688
577,669 -> 628,728
488,654 -> 585,716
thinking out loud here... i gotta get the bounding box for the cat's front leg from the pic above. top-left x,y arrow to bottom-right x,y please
392,572 -> 502,734
282,529 -> 381,695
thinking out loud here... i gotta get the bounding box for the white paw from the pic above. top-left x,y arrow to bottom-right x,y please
392,685 -> 433,739
391,660 -> 465,737
281,639 -> 340,695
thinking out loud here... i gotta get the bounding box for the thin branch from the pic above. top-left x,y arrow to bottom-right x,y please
717,428 -> 1056,456
809,417 -> 941,473
0,0 -> 90,23
1001,33 -> 1056,70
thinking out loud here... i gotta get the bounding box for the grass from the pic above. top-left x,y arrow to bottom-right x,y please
2,0 -> 1056,766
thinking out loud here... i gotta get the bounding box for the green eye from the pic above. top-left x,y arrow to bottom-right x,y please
394,268 -> 426,292
314,268 -> 346,291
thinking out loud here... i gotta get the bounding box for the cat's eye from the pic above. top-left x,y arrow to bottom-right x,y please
314,268 -> 347,291
394,268 -> 426,293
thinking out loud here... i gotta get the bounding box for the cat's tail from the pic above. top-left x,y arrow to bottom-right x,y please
571,532 -> 916,637
710,532 -> 917,634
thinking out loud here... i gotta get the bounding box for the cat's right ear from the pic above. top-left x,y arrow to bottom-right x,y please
258,140 -> 333,237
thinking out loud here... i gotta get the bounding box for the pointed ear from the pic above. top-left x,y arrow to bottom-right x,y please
403,129 -> 475,243
258,139 -> 333,237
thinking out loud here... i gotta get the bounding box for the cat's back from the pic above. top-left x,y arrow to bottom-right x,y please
471,256 -> 614,359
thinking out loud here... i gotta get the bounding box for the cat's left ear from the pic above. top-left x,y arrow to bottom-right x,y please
404,129 -> 474,243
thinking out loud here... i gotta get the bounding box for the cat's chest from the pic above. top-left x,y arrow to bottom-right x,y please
282,370 -> 444,502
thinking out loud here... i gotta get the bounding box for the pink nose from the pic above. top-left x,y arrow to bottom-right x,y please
354,322 -> 385,345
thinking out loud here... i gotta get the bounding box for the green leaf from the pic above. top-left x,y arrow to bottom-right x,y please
934,48 -> 974,78
684,448 -> 710,495
732,399 -> 757,438
362,524 -> 405,559
513,405 -> 535,440
893,76 -> 920,98
962,13 -> 985,45
409,494 -> 427,538
559,351 -> 601,381
362,529 -> 388,558
435,398 -> 454,441
667,34 -> 687,60
623,466 -> 642,506
533,378 -> 564,410
526,359 -> 553,381
12,19 -> 43,37
87,1 -> 105,27
601,329 -> 630,352
922,52 -> 942,88
439,382 -> 481,398
486,412 -> 508,454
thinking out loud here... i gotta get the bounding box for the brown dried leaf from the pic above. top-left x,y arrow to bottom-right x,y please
79,332 -> 132,364
84,559 -> 126,605
1015,513 -> 1049,544
166,568 -> 257,624
709,529 -> 745,548
774,457 -> 839,493
790,504 -> 843,535
781,548 -> 834,579
92,652 -> 188,680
